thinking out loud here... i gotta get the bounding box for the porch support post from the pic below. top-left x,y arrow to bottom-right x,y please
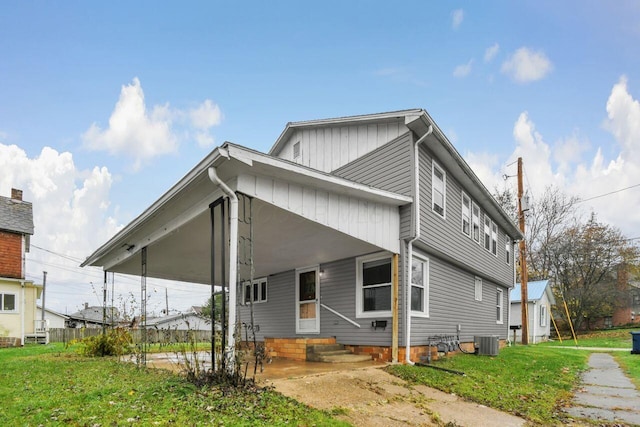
391,253 -> 399,363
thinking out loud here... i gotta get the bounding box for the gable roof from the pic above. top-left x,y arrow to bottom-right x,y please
269,109 -> 423,156
269,109 -> 522,240
0,194 -> 34,235
510,280 -> 555,304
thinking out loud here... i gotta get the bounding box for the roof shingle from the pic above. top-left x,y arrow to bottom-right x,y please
0,195 -> 34,235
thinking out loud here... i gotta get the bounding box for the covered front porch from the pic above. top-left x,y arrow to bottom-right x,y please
82,143 -> 411,365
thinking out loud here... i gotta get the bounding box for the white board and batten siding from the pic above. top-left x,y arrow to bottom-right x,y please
278,122 -> 407,173
236,174 -> 400,254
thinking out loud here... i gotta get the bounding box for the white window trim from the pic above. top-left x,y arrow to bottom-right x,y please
242,278 -> 268,305
474,277 -> 482,302
496,288 -> 504,324
356,252 -> 392,319
540,304 -> 547,327
472,202 -> 480,244
432,161 -> 446,219
484,216 -> 491,252
0,292 -> 18,313
461,193 -> 471,238
411,255 -> 430,318
491,222 -> 498,256
505,233 -> 511,265
293,141 -> 301,163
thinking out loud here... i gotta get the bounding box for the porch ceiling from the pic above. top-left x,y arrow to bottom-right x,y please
107,198 -> 379,284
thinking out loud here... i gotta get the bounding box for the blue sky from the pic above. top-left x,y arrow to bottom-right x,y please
1,1 -> 639,314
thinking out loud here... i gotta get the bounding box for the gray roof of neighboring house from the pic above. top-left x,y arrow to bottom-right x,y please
146,311 -> 208,327
67,306 -> 119,323
510,280 -> 555,304
0,194 -> 34,235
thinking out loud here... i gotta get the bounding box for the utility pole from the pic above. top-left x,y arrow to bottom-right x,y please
517,157 -> 529,345
165,287 -> 169,316
41,271 -> 47,322
102,271 -> 107,336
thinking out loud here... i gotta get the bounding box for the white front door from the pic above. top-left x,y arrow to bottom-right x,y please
296,266 -> 320,334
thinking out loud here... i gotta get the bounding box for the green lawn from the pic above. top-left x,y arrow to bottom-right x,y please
387,346 -> 589,425
542,327 -> 636,348
541,327 -> 640,389
0,344 -> 347,426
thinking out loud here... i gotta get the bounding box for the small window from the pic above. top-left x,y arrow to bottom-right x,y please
461,193 -> 471,237
243,278 -> 268,304
0,293 -> 16,312
432,161 -> 446,217
356,254 -> 392,318
505,234 -> 511,265
484,216 -> 491,251
293,141 -> 301,162
472,203 -> 480,243
475,277 -> 482,301
411,257 -> 429,317
540,305 -> 547,327
491,222 -> 498,256
496,288 -> 504,324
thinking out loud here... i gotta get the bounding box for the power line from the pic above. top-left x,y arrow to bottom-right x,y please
577,183 -> 640,204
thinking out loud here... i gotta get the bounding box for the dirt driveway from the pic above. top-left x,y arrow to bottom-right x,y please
264,365 -> 526,427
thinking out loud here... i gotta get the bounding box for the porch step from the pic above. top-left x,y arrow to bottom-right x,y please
307,343 -> 372,363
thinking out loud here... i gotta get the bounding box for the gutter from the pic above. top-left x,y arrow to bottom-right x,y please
207,165 -> 238,369
405,124 -> 433,364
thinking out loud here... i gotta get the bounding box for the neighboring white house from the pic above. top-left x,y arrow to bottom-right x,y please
36,306 -> 69,329
510,280 -> 555,343
146,307 -> 213,331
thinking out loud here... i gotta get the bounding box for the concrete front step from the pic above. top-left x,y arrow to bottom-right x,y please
309,344 -> 344,353
307,343 -> 372,363
317,353 -> 373,363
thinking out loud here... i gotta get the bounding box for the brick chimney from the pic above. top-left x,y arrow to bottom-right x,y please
11,188 -> 23,201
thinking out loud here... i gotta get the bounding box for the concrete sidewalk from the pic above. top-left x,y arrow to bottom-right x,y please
566,353 -> 640,425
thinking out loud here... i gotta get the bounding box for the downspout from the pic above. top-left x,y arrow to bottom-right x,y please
406,124 -> 433,364
208,166 -> 239,368
21,281 -> 26,346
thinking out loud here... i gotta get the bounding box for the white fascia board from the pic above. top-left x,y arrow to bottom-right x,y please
81,148 -> 224,268
227,144 -> 412,206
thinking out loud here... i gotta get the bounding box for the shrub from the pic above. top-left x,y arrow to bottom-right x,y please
79,328 -> 133,357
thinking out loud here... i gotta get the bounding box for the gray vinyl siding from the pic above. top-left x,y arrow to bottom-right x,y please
333,132 -> 413,197
237,270 -> 296,340
409,255 -> 509,344
418,145 -> 514,287
319,257 -> 392,346
237,255 -> 393,346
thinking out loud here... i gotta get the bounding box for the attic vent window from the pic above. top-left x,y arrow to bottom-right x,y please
293,141 -> 301,162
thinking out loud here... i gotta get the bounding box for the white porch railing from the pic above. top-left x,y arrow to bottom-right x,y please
320,303 -> 361,328
34,319 -> 49,333
24,319 -> 50,344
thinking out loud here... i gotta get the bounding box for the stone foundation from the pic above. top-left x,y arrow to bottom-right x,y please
260,338 -> 504,363
0,336 -> 21,348
264,337 -> 337,361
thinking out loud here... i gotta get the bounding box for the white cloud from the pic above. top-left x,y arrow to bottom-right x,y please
451,9 -> 464,30
82,79 -> 224,163
0,143 -> 123,311
82,78 -> 177,170
501,47 -> 553,83
604,75 -> 640,154
453,59 -> 473,78
484,43 -> 500,63
466,77 -> 640,237
189,99 -> 222,148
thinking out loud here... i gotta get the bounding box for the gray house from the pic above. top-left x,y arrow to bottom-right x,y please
82,109 -> 522,363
